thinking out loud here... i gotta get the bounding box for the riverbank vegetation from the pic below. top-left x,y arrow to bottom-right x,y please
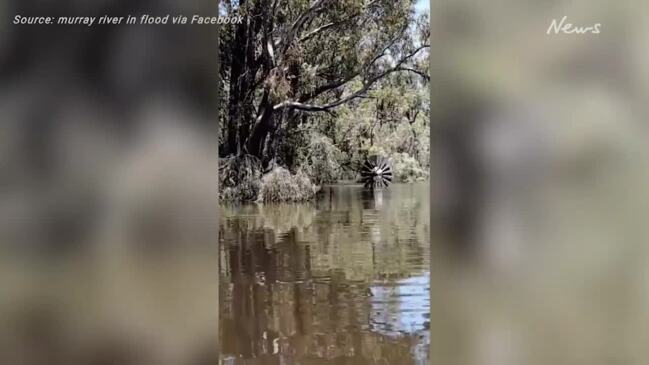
219,0 -> 430,201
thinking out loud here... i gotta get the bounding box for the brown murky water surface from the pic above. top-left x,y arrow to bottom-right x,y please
219,183 -> 430,364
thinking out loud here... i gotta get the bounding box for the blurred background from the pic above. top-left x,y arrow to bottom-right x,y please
5,0 -> 649,364
430,0 -> 649,364
0,1 -> 219,364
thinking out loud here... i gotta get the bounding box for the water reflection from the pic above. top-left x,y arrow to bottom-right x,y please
219,183 -> 430,364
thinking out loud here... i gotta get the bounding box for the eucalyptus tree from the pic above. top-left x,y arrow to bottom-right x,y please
219,0 -> 429,169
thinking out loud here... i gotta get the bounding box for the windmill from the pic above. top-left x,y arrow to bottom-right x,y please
360,155 -> 393,190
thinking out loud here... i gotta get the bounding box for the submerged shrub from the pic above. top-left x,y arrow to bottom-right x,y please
219,154 -> 262,202
259,167 -> 317,202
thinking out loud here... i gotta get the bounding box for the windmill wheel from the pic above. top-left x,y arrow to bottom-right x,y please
360,155 -> 393,190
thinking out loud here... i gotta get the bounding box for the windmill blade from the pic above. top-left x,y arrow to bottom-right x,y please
359,155 -> 393,190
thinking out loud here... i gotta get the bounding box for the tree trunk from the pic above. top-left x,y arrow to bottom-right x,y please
246,95 -> 275,159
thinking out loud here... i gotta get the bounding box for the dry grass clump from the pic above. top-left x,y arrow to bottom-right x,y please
259,167 -> 317,202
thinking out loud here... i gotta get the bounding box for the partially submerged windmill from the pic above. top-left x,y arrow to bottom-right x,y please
360,155 -> 393,190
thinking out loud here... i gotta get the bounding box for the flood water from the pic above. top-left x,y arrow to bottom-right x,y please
219,183 -> 430,364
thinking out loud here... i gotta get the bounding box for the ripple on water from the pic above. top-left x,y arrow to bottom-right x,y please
220,183 -> 430,364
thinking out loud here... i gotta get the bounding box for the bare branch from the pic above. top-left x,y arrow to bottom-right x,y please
300,13 -> 358,42
299,72 -> 358,102
300,42 -> 429,103
275,44 -> 430,112
366,36 -> 400,71
274,84 -> 369,112
395,67 -> 429,81
279,0 -> 326,52
300,19 -> 346,42
393,44 -> 429,68
275,71 -> 392,112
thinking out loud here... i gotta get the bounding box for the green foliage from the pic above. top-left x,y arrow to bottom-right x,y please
389,152 -> 428,182
306,77 -> 430,182
259,167 -> 318,202
298,133 -> 343,185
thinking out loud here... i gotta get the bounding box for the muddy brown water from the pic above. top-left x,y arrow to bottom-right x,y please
219,183 -> 430,364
